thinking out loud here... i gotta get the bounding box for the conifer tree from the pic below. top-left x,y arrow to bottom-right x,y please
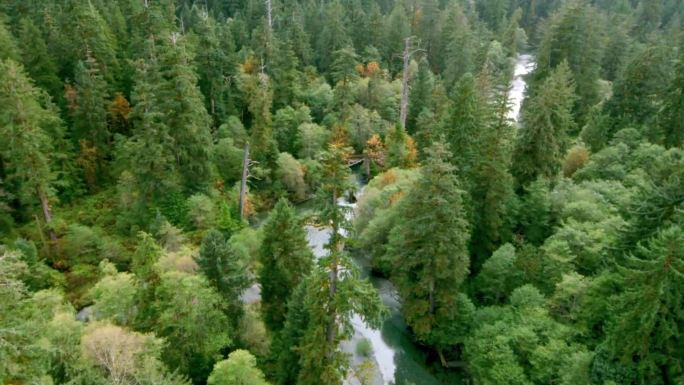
259,198 -> 313,331
0,59 -> 65,241
439,3 -> 474,87
239,58 -> 278,165
0,21 -> 18,61
193,13 -> 238,122
330,46 -> 359,119
659,50 -> 683,148
271,39 -> 302,109
122,57 -> 178,205
512,62 -> 576,187
157,32 -> 213,191
407,58 -> 434,133
285,140 -> 384,385
72,54 -> 110,181
386,141 -> 471,353
315,1 -> 351,73
198,229 -> 250,327
63,2 -> 120,84
17,18 -> 62,100
608,226 -> 684,383
439,73 -> 486,177
385,124 -> 417,169
532,1 -> 602,124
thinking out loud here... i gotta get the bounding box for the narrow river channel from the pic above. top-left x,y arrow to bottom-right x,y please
335,52 -> 536,385
238,53 -> 536,385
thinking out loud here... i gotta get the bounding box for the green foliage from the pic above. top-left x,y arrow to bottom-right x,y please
356,338 -> 373,357
386,142 -> 470,347
513,62 -> 576,186
154,271 -> 233,383
275,152 -> 307,201
88,264 -> 138,325
0,59 -> 66,212
259,199 -> 313,331
607,226 -> 684,382
476,243 -> 523,303
1,2 -> 683,384
72,54 -> 110,173
186,193 -> 216,230
198,229 -> 250,327
208,349 -> 270,385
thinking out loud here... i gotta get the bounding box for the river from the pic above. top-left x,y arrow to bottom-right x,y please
337,53 -> 536,385
239,53 -> 536,385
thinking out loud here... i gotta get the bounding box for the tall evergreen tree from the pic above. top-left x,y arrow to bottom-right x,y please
17,18 -> 62,100
512,62 -> 576,187
0,17 -> 19,61
407,58 -> 434,133
439,3 -> 474,87
62,1 -> 120,84
0,59 -> 65,241
193,13 -> 238,123
157,32 -> 213,191
658,49 -> 684,148
608,226 -> 684,384
121,57 -> 178,206
330,46 -> 360,119
258,198 -> 313,331
439,73 -> 486,177
315,1 -> 351,74
386,141 -> 471,355
532,1 -> 603,124
198,229 -> 250,327
72,54 -> 110,184
285,141 -> 384,385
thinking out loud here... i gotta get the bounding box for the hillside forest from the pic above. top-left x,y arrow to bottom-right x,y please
0,0 -> 683,384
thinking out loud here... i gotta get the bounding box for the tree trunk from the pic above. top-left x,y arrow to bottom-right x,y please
239,143 -> 250,219
399,37 -> 411,129
437,349 -> 447,367
38,188 -> 57,242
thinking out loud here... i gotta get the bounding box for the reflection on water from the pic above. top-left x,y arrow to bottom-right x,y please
303,53 -> 535,384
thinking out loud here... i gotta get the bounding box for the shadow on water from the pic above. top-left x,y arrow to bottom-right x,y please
353,252 -> 450,385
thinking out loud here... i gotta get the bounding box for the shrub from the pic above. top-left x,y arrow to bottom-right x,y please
563,145 -> 590,177
356,338 -> 373,357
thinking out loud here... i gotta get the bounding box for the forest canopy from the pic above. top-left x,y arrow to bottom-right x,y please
0,0 -> 682,384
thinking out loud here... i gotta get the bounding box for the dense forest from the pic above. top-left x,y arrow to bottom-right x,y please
0,0 -> 683,384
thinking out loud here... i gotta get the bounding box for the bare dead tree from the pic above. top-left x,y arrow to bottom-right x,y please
399,37 -> 424,129
239,143 -> 250,219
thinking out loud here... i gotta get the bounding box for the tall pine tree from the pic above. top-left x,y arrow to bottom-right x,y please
0,59 -> 66,241
512,62 -> 576,187
258,198 -> 313,331
386,141 -> 471,356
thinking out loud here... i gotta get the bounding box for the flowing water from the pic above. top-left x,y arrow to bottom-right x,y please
240,53 -> 536,385
335,53 -> 536,385
507,54 -> 536,123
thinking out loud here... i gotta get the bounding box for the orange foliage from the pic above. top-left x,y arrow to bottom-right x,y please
356,61 -> 381,77
241,55 -> 259,75
77,139 -> 98,189
364,134 -> 385,164
404,136 -> 418,168
388,190 -> 406,206
109,93 -> 131,120
64,83 -> 78,113
330,125 -> 350,150
379,169 -> 398,187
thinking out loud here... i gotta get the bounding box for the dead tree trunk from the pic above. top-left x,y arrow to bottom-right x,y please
38,188 -> 57,242
265,0 -> 273,31
239,143 -> 250,219
399,37 -> 411,129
